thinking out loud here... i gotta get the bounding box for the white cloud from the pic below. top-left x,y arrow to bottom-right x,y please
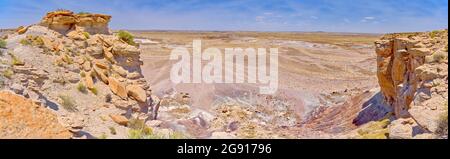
361,16 -> 376,22
255,16 -> 265,22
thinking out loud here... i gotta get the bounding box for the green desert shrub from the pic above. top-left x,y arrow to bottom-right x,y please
19,39 -> 31,45
32,36 -> 44,46
2,69 -> 14,79
168,131 -> 188,139
83,32 -> 90,39
356,119 -> 390,139
59,95 -> 77,112
80,71 -> 86,77
77,82 -> 87,93
127,118 -> 145,129
78,11 -> 91,15
436,112 -> 448,137
117,30 -> 136,46
128,127 -> 159,139
0,39 -> 6,49
429,30 -> 441,38
89,87 -> 98,95
127,118 -> 159,139
109,127 -> 117,135
436,103 -> 448,137
11,54 -> 24,66
63,54 -> 74,64
98,133 -> 108,139
126,117 -> 188,139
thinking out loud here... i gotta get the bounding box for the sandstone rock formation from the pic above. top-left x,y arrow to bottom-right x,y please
375,30 -> 448,138
0,91 -> 71,138
109,114 -> 129,126
40,10 -> 111,35
0,10 -> 154,139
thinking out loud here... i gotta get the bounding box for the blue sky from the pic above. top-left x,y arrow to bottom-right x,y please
0,0 -> 448,33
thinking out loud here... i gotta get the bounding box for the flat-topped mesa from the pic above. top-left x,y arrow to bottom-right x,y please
40,10 -> 111,35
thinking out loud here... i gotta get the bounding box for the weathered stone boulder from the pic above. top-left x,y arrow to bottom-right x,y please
84,73 -> 95,89
40,10 -> 77,34
94,59 -> 109,69
126,84 -> 147,103
93,66 -> 109,84
67,28 -> 87,41
112,65 -> 128,77
388,118 -> 414,139
109,114 -> 128,126
108,77 -> 127,99
16,26 -> 28,34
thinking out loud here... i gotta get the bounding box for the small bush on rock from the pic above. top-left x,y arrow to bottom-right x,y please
77,82 -> 87,93
11,54 -> 24,66
80,71 -> 86,77
2,69 -> 14,79
117,30 -> 136,46
83,32 -> 90,39
19,39 -> 31,45
0,39 -> 7,49
436,103 -> 448,138
59,95 -> 77,112
109,127 -> 117,135
89,87 -> 98,95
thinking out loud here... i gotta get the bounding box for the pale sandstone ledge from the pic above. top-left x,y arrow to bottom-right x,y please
39,10 -> 111,35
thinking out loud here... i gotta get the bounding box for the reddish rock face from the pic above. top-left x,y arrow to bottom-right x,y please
0,91 -> 72,139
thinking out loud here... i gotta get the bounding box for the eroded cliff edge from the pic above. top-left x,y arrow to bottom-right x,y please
0,10 -> 162,138
374,30 -> 448,138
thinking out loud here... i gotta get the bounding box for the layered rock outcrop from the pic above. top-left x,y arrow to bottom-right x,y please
1,10 -> 155,139
40,10 -> 111,35
375,30 -> 448,137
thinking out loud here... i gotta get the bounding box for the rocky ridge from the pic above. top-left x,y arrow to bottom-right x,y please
0,10 -> 163,138
40,10 -> 111,35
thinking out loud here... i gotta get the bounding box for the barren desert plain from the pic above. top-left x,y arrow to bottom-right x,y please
0,10 -> 447,139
